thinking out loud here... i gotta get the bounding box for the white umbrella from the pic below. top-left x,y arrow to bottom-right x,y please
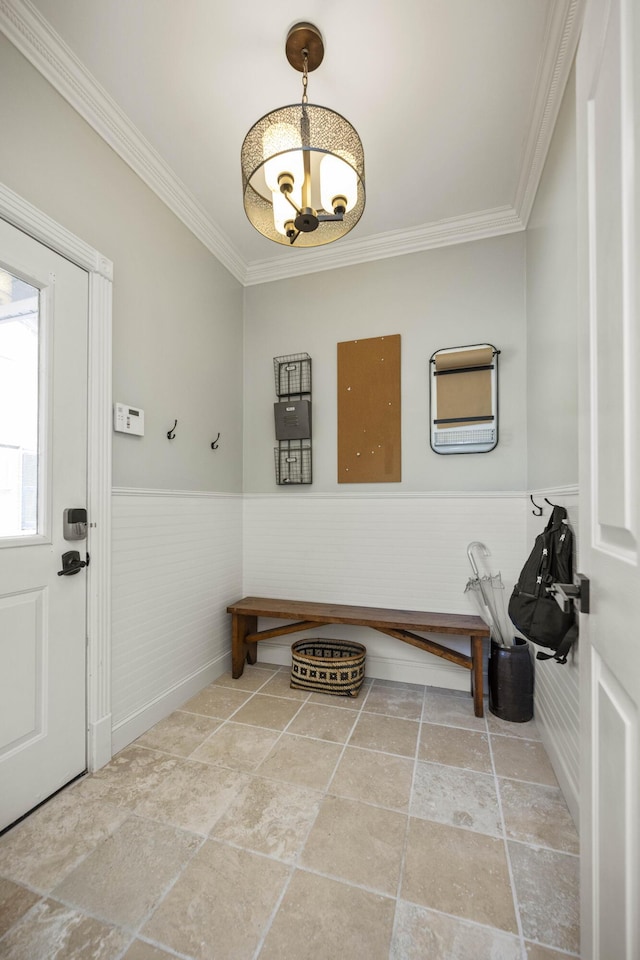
465,541 -> 512,646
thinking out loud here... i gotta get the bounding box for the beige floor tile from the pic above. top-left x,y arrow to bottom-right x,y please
0,877 -> 40,937
259,869 -> 395,960
329,746 -> 414,811
133,759 -> 248,834
213,665 -> 278,692
418,723 -> 492,772
180,684 -> 252,718
390,900 -> 522,960
90,745 -> 183,808
308,688 -> 366,709
0,898 -> 130,960
349,712 -> 419,757
134,710 -> 221,757
509,842 -> 580,954
190,722 -> 280,771
257,734 -> 343,790
401,818 -> 518,933
486,712 -> 541,740
363,683 -> 424,720
411,761 -> 501,836
422,693 -> 487,732
491,736 -> 558,786
258,670 -> 309,700
121,943 -> 177,960
231,693 -> 303,730
300,795 -> 406,895
0,779 -> 128,893
525,943 -> 578,959
52,816 -> 201,929
142,839 -> 289,960
286,702 -> 358,742
211,775 -> 322,861
500,778 -> 579,854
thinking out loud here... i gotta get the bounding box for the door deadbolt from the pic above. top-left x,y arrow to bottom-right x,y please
63,507 -> 87,541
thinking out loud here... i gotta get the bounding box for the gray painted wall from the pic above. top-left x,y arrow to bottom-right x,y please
0,36 -> 244,493
243,234 -> 527,493
526,67 -> 578,489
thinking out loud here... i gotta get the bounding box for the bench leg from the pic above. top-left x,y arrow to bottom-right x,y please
471,635 -> 484,718
232,614 -> 257,678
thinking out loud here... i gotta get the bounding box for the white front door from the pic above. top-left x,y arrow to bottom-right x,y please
577,0 -> 640,957
0,217 -> 88,831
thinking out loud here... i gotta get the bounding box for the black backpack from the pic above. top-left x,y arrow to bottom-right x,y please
508,505 -> 577,663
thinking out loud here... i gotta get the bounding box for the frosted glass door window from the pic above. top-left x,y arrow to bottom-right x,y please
0,269 -> 40,537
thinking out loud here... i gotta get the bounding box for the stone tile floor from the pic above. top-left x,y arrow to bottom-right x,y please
0,664 -> 580,959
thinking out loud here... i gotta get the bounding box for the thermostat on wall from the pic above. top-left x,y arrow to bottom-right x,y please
114,402 -> 145,436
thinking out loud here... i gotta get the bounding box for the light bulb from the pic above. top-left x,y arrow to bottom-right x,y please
272,189 -> 297,238
263,123 -> 304,197
320,154 -> 358,214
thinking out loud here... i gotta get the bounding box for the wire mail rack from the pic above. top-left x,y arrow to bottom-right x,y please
273,353 -> 312,485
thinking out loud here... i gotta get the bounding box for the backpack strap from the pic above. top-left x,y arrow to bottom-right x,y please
535,623 -> 578,664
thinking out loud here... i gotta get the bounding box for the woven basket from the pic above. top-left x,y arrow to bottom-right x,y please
290,638 -> 366,698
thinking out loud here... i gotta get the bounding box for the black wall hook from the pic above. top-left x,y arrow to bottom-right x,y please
167,420 -> 178,440
211,433 -> 220,450
530,494 -> 543,516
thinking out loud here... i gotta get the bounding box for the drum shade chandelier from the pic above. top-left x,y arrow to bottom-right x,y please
241,22 -> 365,247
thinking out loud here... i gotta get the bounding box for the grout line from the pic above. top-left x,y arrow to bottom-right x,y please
390,681 -> 427,950
486,724 -> 528,960
250,680 -> 373,959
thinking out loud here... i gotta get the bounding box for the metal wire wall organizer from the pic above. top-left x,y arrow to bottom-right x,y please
273,353 -> 312,484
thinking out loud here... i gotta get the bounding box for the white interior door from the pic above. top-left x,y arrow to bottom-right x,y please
0,217 -> 88,831
577,0 -> 640,957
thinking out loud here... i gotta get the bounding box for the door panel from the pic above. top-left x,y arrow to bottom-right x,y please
0,218 -> 88,831
0,590 -> 45,753
577,0 -> 640,957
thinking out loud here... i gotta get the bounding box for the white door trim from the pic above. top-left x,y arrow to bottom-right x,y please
0,179 -> 113,772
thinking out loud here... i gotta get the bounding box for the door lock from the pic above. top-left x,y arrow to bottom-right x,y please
63,508 -> 87,541
57,550 -> 88,576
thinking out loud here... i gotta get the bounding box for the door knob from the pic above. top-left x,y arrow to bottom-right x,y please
57,550 -> 88,576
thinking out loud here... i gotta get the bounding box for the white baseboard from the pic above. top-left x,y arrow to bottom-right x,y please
87,714 -> 113,772
535,710 -> 580,828
111,651 -> 230,755
257,641 -> 480,694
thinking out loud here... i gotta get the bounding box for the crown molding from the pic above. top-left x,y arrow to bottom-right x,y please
0,0 -> 246,283
1,0 -> 580,287
243,206 -> 524,285
513,0 -> 585,225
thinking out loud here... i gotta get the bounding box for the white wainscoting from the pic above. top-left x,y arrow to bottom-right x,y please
243,493 -> 526,690
111,489 -> 242,753
527,485 -> 580,824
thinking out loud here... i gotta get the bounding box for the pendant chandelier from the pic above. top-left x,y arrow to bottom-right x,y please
241,22 -> 365,247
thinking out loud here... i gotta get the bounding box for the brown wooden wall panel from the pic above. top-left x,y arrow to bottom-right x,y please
337,334 -> 401,483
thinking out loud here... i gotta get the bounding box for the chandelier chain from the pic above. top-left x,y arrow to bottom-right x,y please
301,49 -> 309,104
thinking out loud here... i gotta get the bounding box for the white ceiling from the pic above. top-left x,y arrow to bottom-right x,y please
4,0 -> 581,283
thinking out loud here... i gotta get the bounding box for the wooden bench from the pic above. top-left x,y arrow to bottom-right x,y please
227,597 -> 490,717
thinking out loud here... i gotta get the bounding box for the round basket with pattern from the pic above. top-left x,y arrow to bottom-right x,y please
290,638 -> 366,698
